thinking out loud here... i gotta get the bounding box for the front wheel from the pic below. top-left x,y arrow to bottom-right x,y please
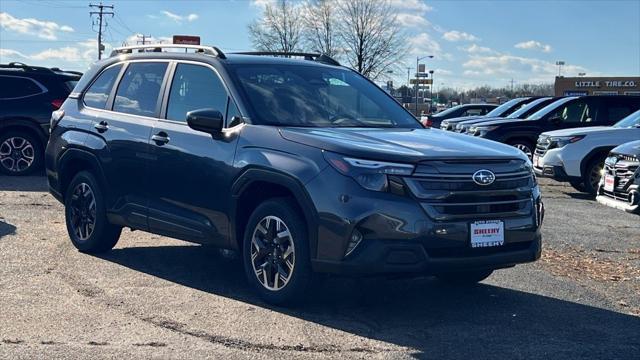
64,171 -> 121,253
507,140 -> 534,160
582,157 -> 605,195
436,269 -> 494,285
242,198 -> 312,306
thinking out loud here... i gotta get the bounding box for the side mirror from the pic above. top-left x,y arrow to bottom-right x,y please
186,108 -> 224,134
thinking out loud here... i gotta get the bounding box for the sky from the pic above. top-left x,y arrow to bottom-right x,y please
1,0 -> 639,90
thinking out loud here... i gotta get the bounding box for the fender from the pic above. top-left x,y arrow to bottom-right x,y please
0,117 -> 48,144
580,146 -> 614,176
230,167 -> 319,258
56,147 -> 109,203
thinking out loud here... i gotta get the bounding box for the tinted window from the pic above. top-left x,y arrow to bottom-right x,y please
83,65 -> 122,109
113,62 -> 167,117
231,64 -> 419,128
463,108 -> 483,116
0,76 -> 43,99
486,98 -> 525,117
166,64 -> 228,122
614,109 -> 640,128
549,99 -> 591,123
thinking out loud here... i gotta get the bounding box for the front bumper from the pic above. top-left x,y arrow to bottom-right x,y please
306,166 -> 544,276
534,164 -> 578,182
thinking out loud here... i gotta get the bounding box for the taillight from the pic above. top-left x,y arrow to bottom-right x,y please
421,118 -> 432,127
50,109 -> 65,132
51,99 -> 64,110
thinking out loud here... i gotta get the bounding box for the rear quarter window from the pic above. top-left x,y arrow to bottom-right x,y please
0,76 -> 45,99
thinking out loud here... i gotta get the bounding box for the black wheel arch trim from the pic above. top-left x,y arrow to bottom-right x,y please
57,147 -> 109,201
580,146 -> 614,176
231,167 -> 319,258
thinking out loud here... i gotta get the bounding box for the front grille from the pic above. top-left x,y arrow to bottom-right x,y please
601,154 -> 639,201
535,136 -> 551,159
404,159 -> 535,221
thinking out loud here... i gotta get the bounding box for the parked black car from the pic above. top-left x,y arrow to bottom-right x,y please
0,62 -> 81,175
440,97 -> 537,131
468,95 -> 640,158
420,103 -> 496,128
454,97 -> 562,134
596,141 -> 640,213
46,45 -> 543,305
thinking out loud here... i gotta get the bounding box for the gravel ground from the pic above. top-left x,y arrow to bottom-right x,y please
0,176 -> 638,359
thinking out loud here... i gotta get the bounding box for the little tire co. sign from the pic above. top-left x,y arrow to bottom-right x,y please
555,76 -> 640,96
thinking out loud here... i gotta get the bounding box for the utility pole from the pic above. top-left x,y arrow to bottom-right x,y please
90,2 -> 114,60
137,34 -> 152,45
510,78 -> 515,93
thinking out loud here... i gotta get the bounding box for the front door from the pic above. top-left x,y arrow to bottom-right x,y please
147,62 -> 241,246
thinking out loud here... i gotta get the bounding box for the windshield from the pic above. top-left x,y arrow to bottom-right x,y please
507,97 -> 551,119
527,97 -> 576,120
485,98 -> 526,117
432,105 -> 464,118
614,109 -> 640,128
230,64 -> 420,128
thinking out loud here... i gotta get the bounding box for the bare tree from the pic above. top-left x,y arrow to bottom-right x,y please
337,0 -> 407,80
302,0 -> 340,57
248,0 -> 303,53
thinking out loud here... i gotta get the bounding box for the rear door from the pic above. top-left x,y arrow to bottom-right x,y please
86,61 -> 169,230
596,97 -> 638,125
146,61 -> 241,246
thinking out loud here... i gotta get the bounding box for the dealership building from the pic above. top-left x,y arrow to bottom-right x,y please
555,76 -> 640,96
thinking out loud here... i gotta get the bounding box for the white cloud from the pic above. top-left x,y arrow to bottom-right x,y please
515,40 -> 552,53
30,47 -> 81,62
442,30 -> 479,42
433,68 -> 452,76
390,0 -> 433,13
397,13 -> 430,27
251,0 -> 276,8
463,54 -> 586,78
161,10 -> 198,23
408,32 -> 442,56
0,48 -> 28,59
460,44 -> 497,54
0,12 -> 74,40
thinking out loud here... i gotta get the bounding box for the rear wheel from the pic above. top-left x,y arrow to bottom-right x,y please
569,180 -> 587,193
582,157 -> 606,195
242,198 -> 312,306
64,171 -> 121,253
0,130 -> 42,176
507,139 -> 534,160
436,269 -> 494,285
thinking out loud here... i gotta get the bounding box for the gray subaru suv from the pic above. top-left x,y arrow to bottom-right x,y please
45,45 -> 543,305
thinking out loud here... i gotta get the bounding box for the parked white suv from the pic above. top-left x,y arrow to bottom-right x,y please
534,109 -> 640,194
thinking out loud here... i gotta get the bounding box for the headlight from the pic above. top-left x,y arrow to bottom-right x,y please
550,135 -> 585,148
323,151 -> 414,191
441,121 -> 449,129
455,124 -> 464,130
470,125 -> 498,136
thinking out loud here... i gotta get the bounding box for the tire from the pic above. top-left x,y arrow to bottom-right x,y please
0,130 -> 43,176
569,180 -> 587,193
436,269 -> 494,285
242,198 -> 312,306
507,139 -> 534,160
64,171 -> 121,253
581,157 -> 606,195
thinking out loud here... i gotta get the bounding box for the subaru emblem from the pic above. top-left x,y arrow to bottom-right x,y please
472,169 -> 496,186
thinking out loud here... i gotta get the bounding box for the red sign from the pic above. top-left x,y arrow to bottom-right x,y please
173,35 -> 200,45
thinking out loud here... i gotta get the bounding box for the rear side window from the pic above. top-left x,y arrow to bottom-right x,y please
0,76 -> 44,99
83,65 -> 122,109
114,62 -> 167,117
463,108 -> 483,116
166,64 -> 228,122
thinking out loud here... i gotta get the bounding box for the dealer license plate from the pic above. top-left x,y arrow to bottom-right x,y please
604,174 -> 615,192
470,220 -> 505,248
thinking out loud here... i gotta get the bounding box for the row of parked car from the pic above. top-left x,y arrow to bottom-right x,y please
434,95 -> 640,214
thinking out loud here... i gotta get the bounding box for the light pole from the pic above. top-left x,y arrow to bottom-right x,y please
429,70 -> 434,112
415,55 -> 434,116
556,61 -> 565,77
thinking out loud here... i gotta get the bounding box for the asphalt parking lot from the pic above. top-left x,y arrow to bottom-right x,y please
0,176 -> 639,359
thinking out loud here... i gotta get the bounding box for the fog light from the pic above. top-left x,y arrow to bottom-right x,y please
345,229 -> 363,257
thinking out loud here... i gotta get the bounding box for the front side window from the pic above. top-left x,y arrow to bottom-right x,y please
113,62 -> 167,117
166,63 -> 228,122
486,98 -> 524,117
83,64 -> 122,109
549,100 -> 591,123
0,76 -> 44,99
230,64 -> 419,128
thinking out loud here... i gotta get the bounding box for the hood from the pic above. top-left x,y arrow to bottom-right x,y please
279,127 -> 527,163
612,140 -> 640,156
541,126 -> 616,137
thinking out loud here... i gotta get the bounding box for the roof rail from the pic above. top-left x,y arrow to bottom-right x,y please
110,44 -> 226,59
233,51 -> 341,66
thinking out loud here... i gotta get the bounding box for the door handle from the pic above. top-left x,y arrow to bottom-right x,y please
151,132 -> 170,145
94,121 -> 108,132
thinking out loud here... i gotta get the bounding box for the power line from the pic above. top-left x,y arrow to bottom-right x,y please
90,2 -> 114,60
